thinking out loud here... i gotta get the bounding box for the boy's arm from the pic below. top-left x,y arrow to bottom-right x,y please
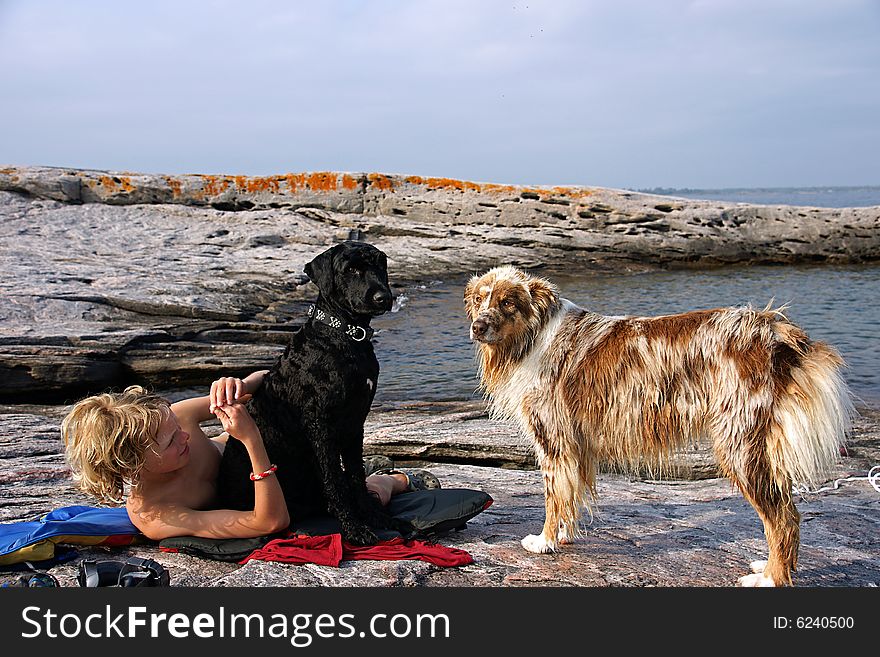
128,401 -> 288,540
171,370 -> 270,425
127,500 -> 289,540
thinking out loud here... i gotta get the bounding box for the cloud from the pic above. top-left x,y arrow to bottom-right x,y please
0,0 -> 877,187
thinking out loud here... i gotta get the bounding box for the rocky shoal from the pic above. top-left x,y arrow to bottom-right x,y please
2,165 -> 879,401
1,401 -> 878,587
1,165 -> 878,587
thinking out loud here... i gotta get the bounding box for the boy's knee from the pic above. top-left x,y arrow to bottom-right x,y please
365,476 -> 392,506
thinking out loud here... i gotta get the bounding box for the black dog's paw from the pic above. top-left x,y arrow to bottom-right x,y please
342,523 -> 380,546
363,505 -> 393,530
389,516 -> 414,537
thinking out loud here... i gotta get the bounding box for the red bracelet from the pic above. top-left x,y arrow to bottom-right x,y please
250,464 -> 278,481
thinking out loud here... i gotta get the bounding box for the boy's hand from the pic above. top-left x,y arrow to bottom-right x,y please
210,377 -> 250,410
212,402 -> 260,443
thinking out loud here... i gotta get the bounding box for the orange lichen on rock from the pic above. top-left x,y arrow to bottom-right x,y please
118,176 -> 135,193
283,172 -> 343,194
201,175 -> 231,197
402,176 -> 483,193
367,173 -> 394,191
98,176 -> 126,192
306,172 -> 339,192
284,174 -> 301,194
57,169 -> 594,204
165,176 -> 183,198
480,183 -> 519,196
494,185 -> 595,200
341,174 -> 359,190
232,176 -> 282,194
398,176 -> 592,199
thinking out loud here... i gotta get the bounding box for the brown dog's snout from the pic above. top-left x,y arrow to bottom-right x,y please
471,318 -> 489,338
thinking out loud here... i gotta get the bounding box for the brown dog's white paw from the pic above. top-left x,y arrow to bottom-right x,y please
738,561 -> 775,586
737,572 -> 776,587
521,534 -> 555,554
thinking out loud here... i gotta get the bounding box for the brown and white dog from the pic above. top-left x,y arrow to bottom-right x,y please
465,265 -> 854,586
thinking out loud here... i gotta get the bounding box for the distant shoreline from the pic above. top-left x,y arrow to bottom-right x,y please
636,185 -> 880,208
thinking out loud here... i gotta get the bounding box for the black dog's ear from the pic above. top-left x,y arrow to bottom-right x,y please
304,245 -> 341,294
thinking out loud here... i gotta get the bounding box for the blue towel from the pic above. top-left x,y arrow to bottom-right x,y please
0,505 -> 141,566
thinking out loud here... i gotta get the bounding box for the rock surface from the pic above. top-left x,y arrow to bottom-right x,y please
1,165 -> 879,401
1,165 -> 878,587
1,401 -> 878,587
4,166 -> 879,271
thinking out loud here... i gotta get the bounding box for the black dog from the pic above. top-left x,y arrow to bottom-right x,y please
216,241 -> 394,545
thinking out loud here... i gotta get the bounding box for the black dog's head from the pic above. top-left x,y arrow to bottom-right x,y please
304,241 -> 393,317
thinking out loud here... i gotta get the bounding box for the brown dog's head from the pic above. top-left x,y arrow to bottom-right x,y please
464,266 -> 560,346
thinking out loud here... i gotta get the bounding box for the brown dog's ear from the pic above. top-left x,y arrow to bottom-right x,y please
463,276 -> 481,317
527,277 -> 559,316
304,244 -> 341,294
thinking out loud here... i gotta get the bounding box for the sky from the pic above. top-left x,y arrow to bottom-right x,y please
1,0 -> 878,189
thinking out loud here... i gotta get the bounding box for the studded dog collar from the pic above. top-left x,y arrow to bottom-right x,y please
307,305 -> 375,342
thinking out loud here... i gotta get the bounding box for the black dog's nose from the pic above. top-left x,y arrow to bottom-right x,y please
471,319 -> 488,337
372,290 -> 392,307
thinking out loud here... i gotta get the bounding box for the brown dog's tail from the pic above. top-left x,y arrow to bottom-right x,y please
769,323 -> 855,489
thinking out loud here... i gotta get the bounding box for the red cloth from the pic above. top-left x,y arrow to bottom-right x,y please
239,534 -> 342,567
239,533 -> 473,568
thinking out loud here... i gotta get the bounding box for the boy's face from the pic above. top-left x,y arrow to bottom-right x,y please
144,411 -> 191,474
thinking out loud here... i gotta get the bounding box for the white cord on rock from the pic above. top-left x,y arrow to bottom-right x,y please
793,465 -> 880,496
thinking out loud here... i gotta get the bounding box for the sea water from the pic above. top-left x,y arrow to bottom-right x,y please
371,264 -> 880,406
635,186 -> 880,208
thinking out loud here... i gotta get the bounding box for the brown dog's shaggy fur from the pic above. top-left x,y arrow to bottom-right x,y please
465,265 -> 854,586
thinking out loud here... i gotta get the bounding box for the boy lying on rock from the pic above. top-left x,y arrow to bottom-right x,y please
61,371 -> 438,540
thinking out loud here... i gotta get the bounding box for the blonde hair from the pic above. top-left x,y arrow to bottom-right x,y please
61,386 -> 170,504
